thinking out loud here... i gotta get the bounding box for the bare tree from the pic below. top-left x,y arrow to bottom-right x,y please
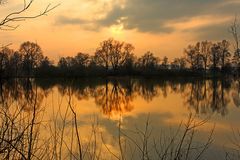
95,38 -> 135,72
171,57 -> 186,70
74,52 -> 90,67
229,16 -> 240,70
19,41 -> 44,77
229,16 -> 239,52
200,41 -> 212,72
184,44 -> 203,70
94,39 -> 113,71
219,40 -> 231,69
161,56 -> 169,69
210,43 -> 221,71
137,51 -> 159,69
110,41 -> 135,71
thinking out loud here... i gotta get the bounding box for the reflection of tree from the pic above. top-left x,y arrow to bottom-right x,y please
232,91 -> 240,107
183,80 -> 209,114
134,79 -> 160,102
56,79 -> 92,100
0,78 -> 49,159
94,80 -> 134,116
183,79 -> 231,116
0,79 -> 44,112
34,78 -> 239,117
211,80 -> 230,116
22,79 -> 44,111
232,79 -> 240,108
51,78 -> 161,117
169,81 -> 187,95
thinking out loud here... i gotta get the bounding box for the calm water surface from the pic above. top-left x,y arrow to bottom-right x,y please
1,78 -> 240,159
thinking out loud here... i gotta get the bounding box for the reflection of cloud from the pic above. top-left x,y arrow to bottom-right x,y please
100,113 -> 226,159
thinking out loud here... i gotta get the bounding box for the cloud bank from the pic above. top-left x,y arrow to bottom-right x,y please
55,0 -> 240,37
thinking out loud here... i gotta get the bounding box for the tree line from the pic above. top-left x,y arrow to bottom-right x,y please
0,38 -> 239,78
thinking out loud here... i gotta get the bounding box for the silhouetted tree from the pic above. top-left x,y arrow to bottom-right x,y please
40,56 -> 52,67
110,41 -> 134,71
58,57 -> 68,69
219,40 -> 231,71
184,45 -> 195,69
171,57 -> 186,70
229,16 -> 240,72
122,54 -> 136,74
0,47 -> 11,77
161,56 -> 169,69
9,51 -> 23,77
94,38 -> 135,73
210,43 -> 221,72
74,52 -> 90,67
88,56 -> 99,69
194,42 -> 204,70
19,41 -> 44,77
199,41 -> 212,72
137,51 -> 159,70
94,39 -> 113,72
37,56 -> 54,77
0,37 -> 238,78
184,43 -> 203,70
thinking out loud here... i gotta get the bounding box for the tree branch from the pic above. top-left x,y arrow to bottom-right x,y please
0,0 -> 60,30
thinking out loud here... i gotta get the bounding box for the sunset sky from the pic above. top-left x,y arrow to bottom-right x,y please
0,0 -> 239,61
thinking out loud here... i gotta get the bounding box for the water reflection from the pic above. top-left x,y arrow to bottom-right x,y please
182,79 -> 233,116
0,77 -> 238,117
0,78 -> 239,116
93,80 -> 134,116
0,79 -> 44,111
0,78 -> 239,159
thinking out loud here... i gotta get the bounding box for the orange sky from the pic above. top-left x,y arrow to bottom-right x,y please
0,0 -> 238,62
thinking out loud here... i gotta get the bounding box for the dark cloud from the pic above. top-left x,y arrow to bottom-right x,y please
55,0 -> 240,35
55,16 -> 101,31
56,16 -> 88,25
193,23 -> 232,41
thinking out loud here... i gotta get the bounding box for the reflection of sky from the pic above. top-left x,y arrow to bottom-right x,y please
36,79 -> 240,160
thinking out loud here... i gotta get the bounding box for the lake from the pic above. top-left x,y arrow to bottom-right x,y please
0,77 -> 239,160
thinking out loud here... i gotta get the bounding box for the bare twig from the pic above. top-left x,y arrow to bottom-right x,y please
0,0 -> 60,30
